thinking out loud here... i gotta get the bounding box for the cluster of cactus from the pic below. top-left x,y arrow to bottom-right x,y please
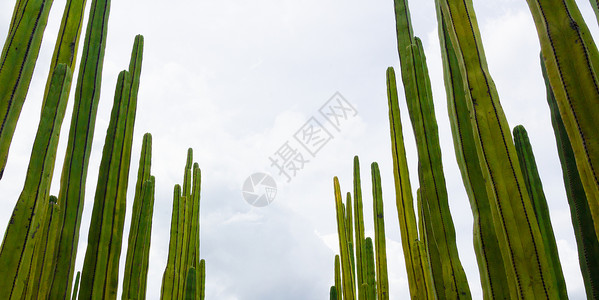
78,34 -> 145,299
0,0 -> 209,298
329,157 -> 389,300
160,148 -> 206,300
330,0 -> 599,298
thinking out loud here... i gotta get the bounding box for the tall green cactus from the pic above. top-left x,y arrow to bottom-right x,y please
404,38 -> 471,299
161,149 -> 204,300
436,0 -> 558,298
161,184 -> 182,299
525,0 -> 599,243
40,0 -> 88,111
26,195 -> 63,300
330,286 -> 338,300
370,163 -> 388,300
198,259 -> 206,300
333,177 -> 356,300
0,63 -> 71,299
513,125 -> 568,299
49,0 -> 112,297
334,255 -> 342,300
122,105 -> 152,300
79,67 -> 137,299
0,0 -> 54,178
542,56 -> 599,299
434,3 -> 510,298
122,175 -> 155,300
392,0 -> 470,296
184,267 -> 197,300
363,237 -> 376,300
72,271 -> 81,300
353,156 -> 366,298
385,66 -> 434,299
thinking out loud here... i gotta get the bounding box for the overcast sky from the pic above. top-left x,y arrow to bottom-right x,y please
1,0 -> 597,299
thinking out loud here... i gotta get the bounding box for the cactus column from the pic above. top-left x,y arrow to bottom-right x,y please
525,0 -> 599,243
79,34 -> 143,298
161,149 -> 204,300
434,3 -> 510,298
122,133 -> 154,300
385,66 -> 434,299
436,0 -> 558,297
49,0 -> 112,297
0,64 -> 71,299
0,0 -> 54,178
542,56 -> 599,299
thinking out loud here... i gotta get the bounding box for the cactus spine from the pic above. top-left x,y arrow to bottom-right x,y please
49,0 -> 112,297
525,0 -> 599,243
0,0 -> 54,178
0,63 -> 71,299
542,56 -> 599,299
161,149 -> 204,300
435,0 -> 558,297
513,125 -> 568,299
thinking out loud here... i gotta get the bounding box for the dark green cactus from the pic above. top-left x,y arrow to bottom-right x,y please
199,259 -> 206,300
26,195 -> 63,299
385,66 -> 434,299
40,0 -> 88,110
542,56 -> 599,299
161,149 -> 204,300
122,132 -> 153,300
353,156 -> 365,293
122,177 -> 155,300
436,0 -> 558,297
513,125 -> 568,299
49,0 -> 112,297
79,68 -> 136,299
330,286 -> 338,300
161,184 -> 182,299
0,0 -> 54,178
363,237 -> 376,300
334,255 -> 342,300
72,271 -> 81,300
525,0 -> 599,241
370,163 -> 388,300
0,63 -> 71,299
434,3 -> 510,298
184,267 -> 196,300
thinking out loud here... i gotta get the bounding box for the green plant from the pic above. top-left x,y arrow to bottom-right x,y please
161,149 -> 204,300
0,0 -> 54,178
513,125 -> 568,299
526,0 -> 599,243
542,55 -> 599,299
435,0 -> 558,297
49,0 -> 112,297
434,3 -> 510,298
0,63 -> 71,299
